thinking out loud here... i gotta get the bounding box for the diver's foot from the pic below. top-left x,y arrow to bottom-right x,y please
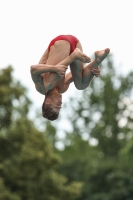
73,48 -> 91,63
95,48 -> 110,63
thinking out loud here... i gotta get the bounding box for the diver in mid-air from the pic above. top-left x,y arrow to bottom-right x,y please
30,35 -> 110,121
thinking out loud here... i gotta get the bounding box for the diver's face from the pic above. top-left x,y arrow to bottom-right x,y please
45,94 -> 62,113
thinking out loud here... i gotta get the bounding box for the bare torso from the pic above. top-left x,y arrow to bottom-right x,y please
41,72 -> 66,93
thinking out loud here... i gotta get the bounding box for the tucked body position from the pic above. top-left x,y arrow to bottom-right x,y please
30,35 -> 110,121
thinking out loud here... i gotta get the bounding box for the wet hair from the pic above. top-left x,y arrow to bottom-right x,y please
42,102 -> 59,121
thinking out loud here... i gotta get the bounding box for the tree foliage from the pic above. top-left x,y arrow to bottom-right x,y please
58,55 -> 133,200
1,54 -> 133,200
0,66 -> 82,200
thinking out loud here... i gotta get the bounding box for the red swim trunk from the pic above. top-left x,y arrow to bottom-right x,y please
48,35 -> 79,54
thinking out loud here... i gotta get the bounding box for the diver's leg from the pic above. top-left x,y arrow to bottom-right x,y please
70,48 -> 110,90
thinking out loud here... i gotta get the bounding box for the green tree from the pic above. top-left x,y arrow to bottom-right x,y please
0,178 -> 20,200
64,55 -> 133,157
0,66 -> 31,129
58,55 -> 133,200
0,66 -> 82,200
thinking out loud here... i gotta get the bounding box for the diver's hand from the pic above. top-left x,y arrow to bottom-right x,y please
55,65 -> 68,77
90,66 -> 100,77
